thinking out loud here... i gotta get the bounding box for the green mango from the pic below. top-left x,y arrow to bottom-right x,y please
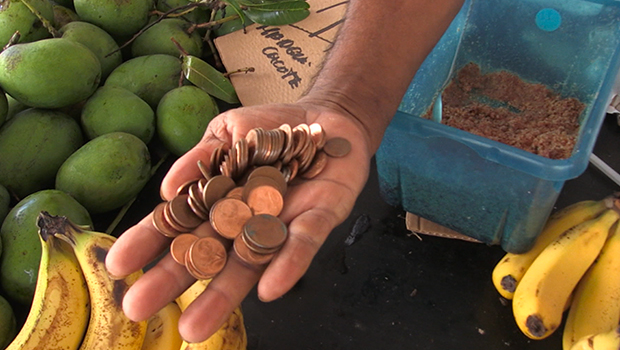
0,89 -> 7,126
60,21 -> 123,79
105,54 -> 182,109
73,0 -> 153,38
52,4 -> 79,28
0,184 -> 9,227
0,0 -> 54,46
6,94 -> 27,121
0,294 -> 16,348
131,18 -> 203,58
81,86 -> 155,144
0,189 -> 92,305
55,132 -> 151,214
0,108 -> 83,199
0,38 -> 101,109
156,85 -> 218,156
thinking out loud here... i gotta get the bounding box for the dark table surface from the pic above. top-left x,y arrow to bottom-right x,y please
112,113 -> 620,350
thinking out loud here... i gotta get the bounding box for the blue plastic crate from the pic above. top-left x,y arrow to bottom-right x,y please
376,0 -> 620,253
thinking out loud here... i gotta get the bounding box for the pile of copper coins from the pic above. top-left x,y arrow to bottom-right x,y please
151,123 -> 352,280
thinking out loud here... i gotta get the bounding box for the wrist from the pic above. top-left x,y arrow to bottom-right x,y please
298,86 -> 392,153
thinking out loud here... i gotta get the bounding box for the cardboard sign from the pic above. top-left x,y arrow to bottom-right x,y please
405,213 -> 482,243
214,0 -> 347,106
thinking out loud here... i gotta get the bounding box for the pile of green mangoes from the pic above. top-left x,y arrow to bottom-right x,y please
0,0 -> 310,348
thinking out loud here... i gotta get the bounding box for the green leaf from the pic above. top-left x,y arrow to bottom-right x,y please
222,0 -> 246,21
241,0 -> 310,26
182,56 -> 240,104
213,3 -> 254,37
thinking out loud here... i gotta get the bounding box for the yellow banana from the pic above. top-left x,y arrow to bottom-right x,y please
492,198 -> 611,299
563,219 -> 620,350
54,214 -> 147,350
6,212 -> 90,350
512,208 -> 620,340
180,307 -> 247,350
141,302 -> 183,350
570,326 -> 620,350
176,279 -> 247,350
176,279 -> 211,311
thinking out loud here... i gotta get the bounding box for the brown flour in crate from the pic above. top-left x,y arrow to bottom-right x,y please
431,62 -> 585,159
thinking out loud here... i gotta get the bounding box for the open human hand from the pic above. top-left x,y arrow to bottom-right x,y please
105,101 -> 374,343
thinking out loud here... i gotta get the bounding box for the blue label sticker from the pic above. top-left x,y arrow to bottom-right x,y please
536,8 -> 562,32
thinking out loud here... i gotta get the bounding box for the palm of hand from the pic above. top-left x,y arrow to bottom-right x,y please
106,102 -> 373,343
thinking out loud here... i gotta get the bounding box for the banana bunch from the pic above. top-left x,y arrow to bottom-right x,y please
491,195 -> 620,348
139,278 -> 248,350
175,279 -> 248,350
569,326 -> 620,350
5,212 -> 90,350
6,211 -> 148,350
5,211 -> 247,350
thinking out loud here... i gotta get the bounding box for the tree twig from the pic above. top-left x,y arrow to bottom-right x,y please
105,2 -> 202,58
21,0 -> 61,38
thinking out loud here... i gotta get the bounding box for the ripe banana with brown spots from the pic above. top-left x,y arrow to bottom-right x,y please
5,212 -> 90,350
53,213 -> 147,350
492,197 -> 611,300
176,279 -> 247,350
512,208 -> 620,340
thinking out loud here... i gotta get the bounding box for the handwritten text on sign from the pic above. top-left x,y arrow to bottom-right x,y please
214,0 -> 348,106
257,25 -> 310,89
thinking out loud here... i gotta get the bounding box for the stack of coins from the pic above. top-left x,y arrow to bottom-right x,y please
151,123 -> 351,279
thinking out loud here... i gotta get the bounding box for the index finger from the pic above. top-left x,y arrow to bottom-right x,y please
160,138 -> 219,201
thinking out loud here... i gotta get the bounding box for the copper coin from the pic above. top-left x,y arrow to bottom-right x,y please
266,129 -> 285,164
187,193 -> 209,221
297,138 -> 316,174
170,233 -> 199,265
197,160 -> 211,180
187,237 -> 227,278
234,138 -> 249,178
163,201 -> 191,233
246,127 -> 266,164
278,123 -> 295,163
187,183 -> 209,218
280,166 -> 291,183
225,186 -> 245,200
323,137 -> 351,158
176,178 -> 199,196
287,158 -> 299,181
233,234 -> 274,265
241,229 -> 280,255
247,166 -> 287,195
309,123 -> 326,149
209,144 -> 229,177
291,125 -> 309,158
301,150 -> 328,179
184,247 -> 212,280
209,198 -> 253,239
243,214 -> 288,251
151,202 -> 181,238
242,177 -> 284,217
228,145 -> 239,179
202,175 -> 236,209
169,194 -> 203,230
219,154 -> 231,178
